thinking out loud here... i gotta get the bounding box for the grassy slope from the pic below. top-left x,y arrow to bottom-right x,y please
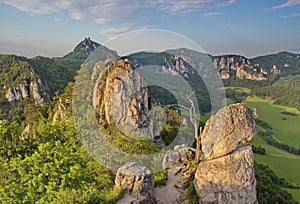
283,188 -> 300,202
252,134 -> 300,184
246,96 -> 300,184
245,96 -> 300,202
247,96 -> 300,147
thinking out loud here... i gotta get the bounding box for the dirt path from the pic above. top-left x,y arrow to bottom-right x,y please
154,165 -> 189,204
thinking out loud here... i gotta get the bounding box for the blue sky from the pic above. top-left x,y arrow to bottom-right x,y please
0,0 -> 299,58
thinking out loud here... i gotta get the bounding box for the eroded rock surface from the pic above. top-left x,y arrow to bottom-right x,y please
115,162 -> 155,204
162,144 -> 195,169
93,59 -> 153,137
194,103 -> 258,204
194,145 -> 257,204
6,78 -> 49,104
201,103 -> 258,160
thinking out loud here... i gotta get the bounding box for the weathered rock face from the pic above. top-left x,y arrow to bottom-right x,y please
213,56 -> 267,81
5,78 -> 49,104
93,59 -> 154,137
162,144 -> 195,169
236,67 -> 267,81
115,162 -> 155,204
201,103 -> 257,160
194,103 -> 258,204
194,145 -> 257,204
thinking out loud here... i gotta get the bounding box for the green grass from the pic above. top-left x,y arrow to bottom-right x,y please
252,134 -> 300,185
248,96 -> 300,185
153,169 -> 168,187
244,94 -> 300,202
246,96 -> 300,147
283,188 -> 300,202
200,112 -> 211,124
225,87 -> 251,94
252,134 -> 300,203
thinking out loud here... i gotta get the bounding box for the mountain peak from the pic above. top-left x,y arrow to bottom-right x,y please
73,37 -> 100,54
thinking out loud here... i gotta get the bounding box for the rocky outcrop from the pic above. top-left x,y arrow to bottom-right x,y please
73,37 -> 99,54
5,78 -> 49,104
194,146 -> 257,204
154,164 -> 191,204
115,162 -> 155,204
220,71 -> 230,79
271,65 -> 281,74
162,144 -> 195,169
200,103 -> 258,160
236,67 -> 267,81
194,103 -> 258,203
20,123 -> 33,140
93,59 -> 154,137
213,56 -> 267,81
52,97 -> 71,123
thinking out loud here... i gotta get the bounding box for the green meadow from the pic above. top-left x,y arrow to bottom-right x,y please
283,188 -> 300,203
252,134 -> 300,184
244,95 -> 300,202
246,96 -> 300,147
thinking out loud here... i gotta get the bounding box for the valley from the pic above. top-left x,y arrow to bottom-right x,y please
0,38 -> 299,203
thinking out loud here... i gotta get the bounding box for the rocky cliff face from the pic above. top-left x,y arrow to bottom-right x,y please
93,59 -> 154,137
194,104 -> 258,203
213,56 -> 267,80
5,74 -> 49,104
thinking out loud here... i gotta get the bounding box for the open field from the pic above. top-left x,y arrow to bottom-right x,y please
252,134 -> 300,184
283,188 -> 300,202
246,96 -> 300,183
245,95 -> 300,202
246,96 -> 300,147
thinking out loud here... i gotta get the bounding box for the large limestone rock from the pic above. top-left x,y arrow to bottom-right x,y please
201,103 -> 258,160
194,103 -> 258,204
5,78 -> 49,104
115,162 -> 155,204
236,67 -> 267,81
194,145 -> 256,204
93,59 -> 153,137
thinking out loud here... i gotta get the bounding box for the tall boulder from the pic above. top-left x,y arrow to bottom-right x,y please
200,103 -> 258,160
93,59 -> 153,137
194,103 -> 258,204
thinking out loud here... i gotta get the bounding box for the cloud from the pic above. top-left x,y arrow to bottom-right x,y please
202,12 -> 222,17
99,23 -> 137,35
99,23 -> 154,40
271,0 -> 300,9
1,0 -> 236,23
282,13 -> 300,18
153,0 -> 235,14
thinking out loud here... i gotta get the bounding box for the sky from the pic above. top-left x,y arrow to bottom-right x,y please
0,0 -> 300,58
